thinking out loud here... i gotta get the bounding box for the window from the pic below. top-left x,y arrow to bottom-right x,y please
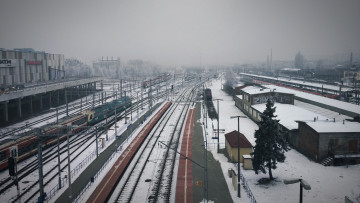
9,68 -> 14,75
0,151 -> 6,161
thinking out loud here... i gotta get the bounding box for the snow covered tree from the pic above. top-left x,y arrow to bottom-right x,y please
252,99 -> 289,180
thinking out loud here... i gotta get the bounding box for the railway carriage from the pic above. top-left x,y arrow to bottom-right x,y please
0,97 -> 132,172
84,96 -> 132,126
204,88 -> 212,100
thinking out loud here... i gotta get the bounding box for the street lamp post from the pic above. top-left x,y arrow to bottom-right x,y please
66,127 -> 72,201
230,115 -> 247,198
136,91 -> 139,117
213,99 -> 223,153
124,91 -> 127,124
284,178 -> 311,203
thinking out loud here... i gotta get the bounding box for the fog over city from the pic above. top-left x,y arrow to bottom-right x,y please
1,0 -> 360,65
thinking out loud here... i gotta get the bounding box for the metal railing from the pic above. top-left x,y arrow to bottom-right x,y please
235,163 -> 257,203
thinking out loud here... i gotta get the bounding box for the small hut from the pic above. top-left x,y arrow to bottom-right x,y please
225,130 -> 253,163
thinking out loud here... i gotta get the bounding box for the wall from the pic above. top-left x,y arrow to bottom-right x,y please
298,122 -> 319,161
227,145 -> 252,163
319,131 -> 360,159
0,50 -> 64,86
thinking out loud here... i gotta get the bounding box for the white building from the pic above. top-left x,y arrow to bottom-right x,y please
0,48 -> 65,87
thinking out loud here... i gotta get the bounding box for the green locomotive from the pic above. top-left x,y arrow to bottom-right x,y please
84,96 -> 132,126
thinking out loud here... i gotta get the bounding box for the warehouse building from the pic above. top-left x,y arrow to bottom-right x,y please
0,48 -> 65,87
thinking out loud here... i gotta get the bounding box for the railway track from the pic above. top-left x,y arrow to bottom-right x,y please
6,96 -> 157,202
0,78 -> 193,202
107,86 -> 197,202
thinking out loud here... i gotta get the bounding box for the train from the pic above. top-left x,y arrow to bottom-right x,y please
142,73 -> 172,88
203,88 -> 218,119
0,96 -> 131,172
204,88 -> 212,101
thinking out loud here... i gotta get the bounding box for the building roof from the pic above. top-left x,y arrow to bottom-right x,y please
301,120 -> 360,133
232,83 -> 245,89
241,85 -> 291,96
252,103 -> 327,130
225,130 -> 253,148
263,84 -> 360,115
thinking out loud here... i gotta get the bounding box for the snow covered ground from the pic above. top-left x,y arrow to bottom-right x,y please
203,78 -> 360,203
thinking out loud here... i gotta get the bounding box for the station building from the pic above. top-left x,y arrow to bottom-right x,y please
0,48 -> 65,87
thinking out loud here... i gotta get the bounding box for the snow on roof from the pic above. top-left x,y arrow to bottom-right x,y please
264,85 -> 360,115
232,83 -> 245,89
280,68 -> 301,72
241,85 -> 261,92
242,87 -> 271,95
243,154 -> 252,159
252,103 -> 327,130
240,73 -> 353,92
304,120 -> 360,133
225,130 -> 253,148
235,95 -> 243,100
242,85 -> 292,96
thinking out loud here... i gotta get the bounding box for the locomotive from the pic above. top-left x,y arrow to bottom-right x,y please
0,96 -> 131,172
204,88 -> 212,100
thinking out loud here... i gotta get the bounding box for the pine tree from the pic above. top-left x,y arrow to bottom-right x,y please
252,99 -> 289,180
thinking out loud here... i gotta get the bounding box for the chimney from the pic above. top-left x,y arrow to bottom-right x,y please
343,120 -> 345,124
314,117 -> 316,122
333,118 -> 335,122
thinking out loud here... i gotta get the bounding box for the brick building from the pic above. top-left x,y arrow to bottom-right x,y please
297,120 -> 360,163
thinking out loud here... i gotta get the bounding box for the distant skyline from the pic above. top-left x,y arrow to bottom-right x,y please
1,0 -> 360,66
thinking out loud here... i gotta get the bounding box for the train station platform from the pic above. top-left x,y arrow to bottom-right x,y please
0,78 -> 102,125
191,102 -> 233,203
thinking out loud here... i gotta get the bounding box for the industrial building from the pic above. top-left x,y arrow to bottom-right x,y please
0,48 -> 104,126
0,48 -> 65,87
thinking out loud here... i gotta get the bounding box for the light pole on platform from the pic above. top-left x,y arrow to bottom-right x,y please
213,99 -> 223,153
230,115 -> 247,198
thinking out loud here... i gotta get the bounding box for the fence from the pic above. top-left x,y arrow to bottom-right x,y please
44,103 -> 157,202
46,149 -> 98,201
234,163 -> 257,203
72,105 -> 156,203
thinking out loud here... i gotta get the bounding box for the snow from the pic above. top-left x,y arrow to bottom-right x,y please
240,73 -> 353,92
252,103 -> 327,130
0,81 -> 170,203
263,84 -> 360,115
294,100 -> 352,121
203,77 -> 360,203
305,120 -> 360,133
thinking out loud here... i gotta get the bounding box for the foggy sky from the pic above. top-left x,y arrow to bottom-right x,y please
1,0 -> 359,65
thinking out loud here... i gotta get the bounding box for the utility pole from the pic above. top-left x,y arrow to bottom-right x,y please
149,80 -> 152,109
37,129 -> 45,202
57,127 -> 61,189
65,88 -> 68,116
213,99 -> 223,153
67,127 -> 72,201
230,115 -> 247,198
120,79 -> 123,98
124,91 -> 127,124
